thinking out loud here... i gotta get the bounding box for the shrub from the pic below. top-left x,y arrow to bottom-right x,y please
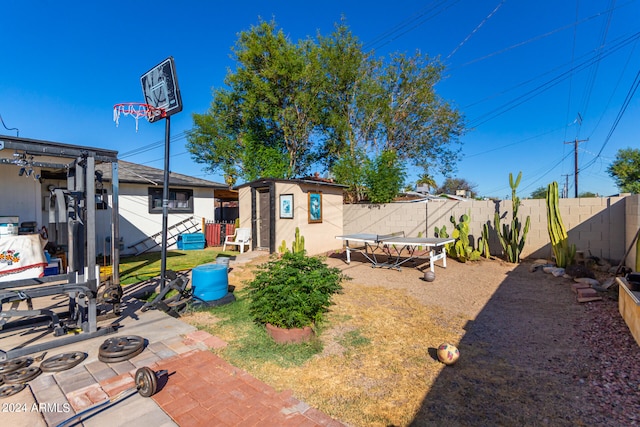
246,252 -> 348,329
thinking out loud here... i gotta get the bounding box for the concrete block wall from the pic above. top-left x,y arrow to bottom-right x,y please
343,195 -> 629,264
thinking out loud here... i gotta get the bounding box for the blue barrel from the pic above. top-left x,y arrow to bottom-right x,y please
192,264 -> 229,301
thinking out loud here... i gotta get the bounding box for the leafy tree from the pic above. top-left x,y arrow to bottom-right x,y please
186,20 -> 318,183
187,18 -> 465,192
416,173 -> 437,193
530,186 -> 547,199
364,150 -> 406,203
332,149 -> 367,203
607,148 -> 640,193
436,177 -> 477,198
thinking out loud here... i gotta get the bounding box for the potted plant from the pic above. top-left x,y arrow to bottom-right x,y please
246,251 -> 347,344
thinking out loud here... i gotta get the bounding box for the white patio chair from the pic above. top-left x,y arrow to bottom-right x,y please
223,228 -> 251,253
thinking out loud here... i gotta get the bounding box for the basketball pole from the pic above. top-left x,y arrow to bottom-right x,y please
160,115 -> 171,290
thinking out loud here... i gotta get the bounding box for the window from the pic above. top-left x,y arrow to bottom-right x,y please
148,188 -> 194,214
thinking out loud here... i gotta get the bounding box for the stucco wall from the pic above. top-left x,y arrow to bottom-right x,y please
0,165 -> 43,226
237,181 -> 344,256
625,195 -> 640,270
274,182 -> 343,256
343,196 -> 628,264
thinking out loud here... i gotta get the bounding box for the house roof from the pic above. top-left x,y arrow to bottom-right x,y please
96,160 -> 228,189
235,177 -> 348,190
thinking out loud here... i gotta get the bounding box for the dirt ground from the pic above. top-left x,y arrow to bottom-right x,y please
187,252 -> 640,426
326,253 -> 640,426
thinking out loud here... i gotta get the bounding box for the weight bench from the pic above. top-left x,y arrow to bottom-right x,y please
0,270 -> 119,361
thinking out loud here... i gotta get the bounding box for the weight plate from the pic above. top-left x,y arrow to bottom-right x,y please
98,335 -> 145,359
0,357 -> 33,375
135,367 -> 157,398
97,344 -> 145,364
0,384 -> 26,398
0,376 -> 4,386
3,366 -> 41,384
40,352 -> 87,372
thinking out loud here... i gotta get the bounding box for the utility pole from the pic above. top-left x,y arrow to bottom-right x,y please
564,138 -> 588,197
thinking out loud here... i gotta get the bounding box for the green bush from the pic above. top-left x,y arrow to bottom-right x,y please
246,252 -> 348,329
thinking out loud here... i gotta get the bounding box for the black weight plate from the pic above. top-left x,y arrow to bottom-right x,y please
98,335 -> 145,359
98,344 -> 145,364
3,366 -> 41,384
0,357 -> 32,375
0,384 -> 26,398
40,352 -> 87,372
135,367 -> 157,398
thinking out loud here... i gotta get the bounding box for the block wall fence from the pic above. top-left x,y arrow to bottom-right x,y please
342,194 -> 640,268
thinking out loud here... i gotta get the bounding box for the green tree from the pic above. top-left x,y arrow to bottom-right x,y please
416,173 -> 437,193
607,148 -> 640,193
332,149 -> 367,203
187,19 -> 465,191
364,150 -> 406,203
436,177 -> 477,198
186,19 -> 318,183
530,186 -> 547,199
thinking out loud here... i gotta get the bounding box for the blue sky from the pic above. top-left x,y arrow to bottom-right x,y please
2,0 -> 639,198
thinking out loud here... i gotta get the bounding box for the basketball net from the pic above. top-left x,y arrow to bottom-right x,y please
113,103 -> 165,132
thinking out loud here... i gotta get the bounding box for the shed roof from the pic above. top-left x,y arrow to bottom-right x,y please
235,177 -> 348,190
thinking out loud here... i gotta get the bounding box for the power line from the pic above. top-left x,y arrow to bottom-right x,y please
445,0 -> 505,60
467,31 -> 640,128
579,65 -> 640,173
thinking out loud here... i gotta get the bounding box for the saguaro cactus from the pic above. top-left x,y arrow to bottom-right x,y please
291,227 -> 305,254
545,181 -> 575,268
477,223 -> 491,259
494,171 -> 530,263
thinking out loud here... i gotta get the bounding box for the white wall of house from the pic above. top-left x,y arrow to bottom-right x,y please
105,182 -> 216,255
0,165 -> 43,227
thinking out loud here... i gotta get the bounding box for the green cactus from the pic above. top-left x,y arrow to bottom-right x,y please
446,211 -> 481,262
494,172 -> 531,263
477,223 -> 491,259
291,227 -> 305,254
278,240 -> 288,255
545,181 -> 575,268
434,225 -> 454,257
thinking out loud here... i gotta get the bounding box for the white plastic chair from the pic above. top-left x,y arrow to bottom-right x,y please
223,228 -> 251,253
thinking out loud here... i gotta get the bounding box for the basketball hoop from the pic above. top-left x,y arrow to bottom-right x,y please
113,103 -> 166,132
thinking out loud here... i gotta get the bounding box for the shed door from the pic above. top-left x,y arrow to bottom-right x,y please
258,189 -> 270,248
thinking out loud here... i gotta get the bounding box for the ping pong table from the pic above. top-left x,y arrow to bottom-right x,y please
335,232 -> 455,272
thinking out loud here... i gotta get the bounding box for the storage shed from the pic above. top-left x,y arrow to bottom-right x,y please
235,178 -> 347,256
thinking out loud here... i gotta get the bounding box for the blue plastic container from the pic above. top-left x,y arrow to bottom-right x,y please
192,264 -> 229,302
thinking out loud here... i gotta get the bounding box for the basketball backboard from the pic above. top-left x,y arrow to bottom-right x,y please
140,57 -> 183,122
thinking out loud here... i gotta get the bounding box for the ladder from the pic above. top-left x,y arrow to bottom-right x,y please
127,216 -> 201,256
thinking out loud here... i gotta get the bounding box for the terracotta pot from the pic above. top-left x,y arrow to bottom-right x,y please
265,323 -> 314,344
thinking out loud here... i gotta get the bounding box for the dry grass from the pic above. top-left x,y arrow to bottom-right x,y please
258,284 -> 467,426
184,255 -> 470,427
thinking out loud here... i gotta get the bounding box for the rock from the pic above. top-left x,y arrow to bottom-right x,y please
574,277 -> 600,287
543,266 -> 555,274
551,268 -> 565,277
565,264 -> 596,279
601,277 -> 616,289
